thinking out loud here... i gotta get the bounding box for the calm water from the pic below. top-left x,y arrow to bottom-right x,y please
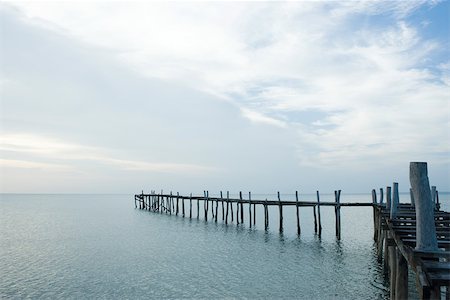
1,193 -> 448,299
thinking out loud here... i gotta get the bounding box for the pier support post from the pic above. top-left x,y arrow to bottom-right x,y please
390,183 -> 399,220
189,194 -> 192,218
278,192 -> 283,232
249,192 -> 252,228
240,191 -> 244,224
380,188 -> 384,206
386,186 -> 392,212
373,189 -> 378,241
296,191 -> 301,235
335,190 -> 341,240
221,191 -> 224,221
410,162 -> 438,251
316,191 -> 322,236
225,191 -> 229,224
395,249 -> 408,300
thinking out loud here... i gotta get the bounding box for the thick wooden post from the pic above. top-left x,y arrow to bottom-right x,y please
248,192 -> 252,228
316,191 -> 322,236
372,189 -> 378,241
389,235 -> 397,300
335,190 -> 341,240
410,162 -> 438,251
390,183 -> 399,220
431,186 -> 436,210
296,191 -> 301,235
380,188 -> 384,206
395,249 -> 408,300
278,192 -> 283,232
386,186 -> 392,211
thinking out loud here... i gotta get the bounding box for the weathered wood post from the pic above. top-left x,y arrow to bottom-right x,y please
237,192 -> 241,224
197,194 -> 200,219
240,191 -> 244,224
278,191 -> 283,232
296,191 -> 301,235
431,186 -> 436,211
313,204 -> 318,233
410,162 -> 438,250
189,193 -> 192,219
176,193 -> 179,215
225,191 -> 229,224
390,183 -> 399,220
253,201 -> 256,226
221,191 -> 224,221
372,189 -> 378,241
395,249 -> 408,300
386,186 -> 392,211
204,191 -> 209,221
436,190 -> 440,210
230,193 -> 234,222
264,198 -> 268,230
248,192 -> 252,228
316,191 -> 322,236
380,188 -> 384,206
335,190 -> 341,240
410,188 -> 415,207
215,194 -> 219,222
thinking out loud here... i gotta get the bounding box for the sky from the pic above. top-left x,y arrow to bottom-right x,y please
0,0 -> 449,194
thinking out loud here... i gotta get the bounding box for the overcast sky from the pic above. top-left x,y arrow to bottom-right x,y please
0,1 -> 449,194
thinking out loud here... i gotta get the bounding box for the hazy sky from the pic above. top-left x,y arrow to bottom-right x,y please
1,1 -> 449,194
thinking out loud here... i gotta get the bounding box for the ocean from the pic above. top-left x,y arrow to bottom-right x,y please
1,192 -> 448,299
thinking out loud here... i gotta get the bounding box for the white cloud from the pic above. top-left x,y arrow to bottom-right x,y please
1,1 -> 449,192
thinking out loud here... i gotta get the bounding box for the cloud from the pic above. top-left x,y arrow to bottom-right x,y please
1,1 -> 449,192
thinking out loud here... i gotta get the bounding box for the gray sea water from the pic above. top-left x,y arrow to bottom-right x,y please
1,193 -> 448,299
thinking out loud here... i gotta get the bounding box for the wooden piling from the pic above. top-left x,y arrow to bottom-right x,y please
335,190 -> 341,240
189,193 -> 192,219
225,191 -> 229,224
410,188 -> 415,207
253,203 -> 256,226
431,185 -> 436,210
221,191 -> 224,221
240,191 -> 244,224
316,191 -> 322,236
278,192 -> 283,232
197,195 -> 200,219
230,193 -> 234,222
395,249 -> 408,300
296,191 -> 301,235
390,183 -> 399,220
313,205 -> 317,233
372,189 -> 378,241
410,162 -> 438,251
388,232 -> 397,300
204,191 -> 208,221
264,199 -> 268,230
248,192 -> 252,228
379,188 -> 384,206
215,194 -> 218,222
386,186 -> 392,212
176,192 -> 179,215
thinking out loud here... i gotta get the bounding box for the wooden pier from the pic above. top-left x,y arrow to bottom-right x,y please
134,162 -> 449,299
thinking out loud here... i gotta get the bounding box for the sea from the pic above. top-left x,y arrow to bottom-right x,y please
1,192 -> 448,299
